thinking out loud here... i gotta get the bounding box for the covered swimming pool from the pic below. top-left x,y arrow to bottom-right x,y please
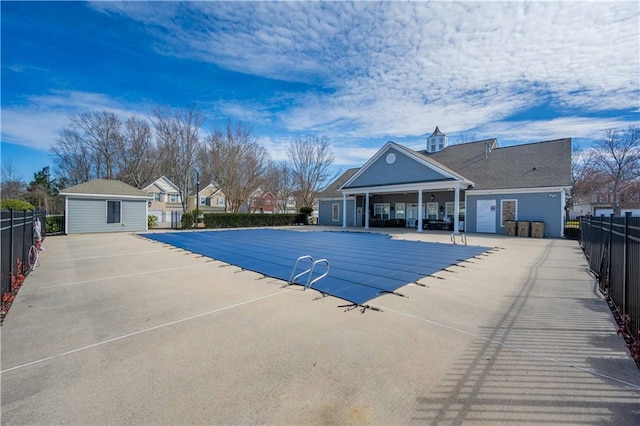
140,229 -> 490,305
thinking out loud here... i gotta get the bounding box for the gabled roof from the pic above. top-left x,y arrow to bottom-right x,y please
142,176 -> 180,193
425,138 -> 572,190
190,182 -> 223,198
339,141 -> 474,190
317,168 -> 359,198
60,179 -> 152,198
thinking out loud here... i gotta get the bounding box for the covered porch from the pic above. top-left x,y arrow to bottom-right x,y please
339,182 -> 469,234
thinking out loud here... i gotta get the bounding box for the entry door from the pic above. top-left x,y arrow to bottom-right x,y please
407,204 -> 418,227
356,207 -> 363,227
476,199 -> 497,233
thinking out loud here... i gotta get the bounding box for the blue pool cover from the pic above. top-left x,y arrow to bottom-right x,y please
140,229 -> 490,305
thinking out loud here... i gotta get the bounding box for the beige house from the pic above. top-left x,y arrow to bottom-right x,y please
188,183 -> 226,214
142,176 -> 183,228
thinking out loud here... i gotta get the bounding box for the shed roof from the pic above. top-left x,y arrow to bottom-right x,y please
60,179 -> 152,198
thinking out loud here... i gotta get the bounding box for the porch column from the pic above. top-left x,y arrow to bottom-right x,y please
453,186 -> 460,234
417,190 -> 423,233
342,193 -> 347,228
365,192 -> 370,229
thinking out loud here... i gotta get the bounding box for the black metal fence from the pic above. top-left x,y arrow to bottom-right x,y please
579,214 -> 640,340
1,209 -> 47,296
45,213 -> 65,236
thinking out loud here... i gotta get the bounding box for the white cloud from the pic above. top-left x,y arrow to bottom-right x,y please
93,1 -> 638,142
1,91 -> 148,150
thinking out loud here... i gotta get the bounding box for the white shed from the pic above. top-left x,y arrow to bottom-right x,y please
59,179 -> 153,234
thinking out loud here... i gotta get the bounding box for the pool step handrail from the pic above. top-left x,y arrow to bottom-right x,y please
289,255 -> 330,290
450,233 -> 467,245
288,255 -> 314,285
305,258 -> 330,290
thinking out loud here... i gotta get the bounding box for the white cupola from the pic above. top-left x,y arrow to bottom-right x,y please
426,126 -> 448,153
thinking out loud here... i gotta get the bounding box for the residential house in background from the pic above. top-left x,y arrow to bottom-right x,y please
142,176 -> 183,228
570,181 -> 640,218
60,179 -> 152,234
318,127 -> 573,237
247,187 -> 276,213
188,182 -> 226,214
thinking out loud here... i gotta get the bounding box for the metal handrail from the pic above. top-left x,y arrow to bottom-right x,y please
450,233 -> 467,245
305,259 -> 330,290
288,255 -> 314,285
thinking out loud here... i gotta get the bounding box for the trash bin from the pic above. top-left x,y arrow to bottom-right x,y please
531,221 -> 544,238
517,221 -> 530,237
504,220 -> 516,236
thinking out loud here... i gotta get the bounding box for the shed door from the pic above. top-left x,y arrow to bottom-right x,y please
476,199 -> 496,233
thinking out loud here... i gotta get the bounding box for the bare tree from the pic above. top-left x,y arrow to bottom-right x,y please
1,158 -> 26,200
200,121 -> 267,213
52,127 -> 93,185
71,111 -> 122,179
590,126 -> 640,214
287,136 -> 335,208
116,117 -> 157,188
263,161 -> 296,213
153,106 -> 203,212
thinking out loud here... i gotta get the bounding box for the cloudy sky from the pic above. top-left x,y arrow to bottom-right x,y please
2,1 -> 639,181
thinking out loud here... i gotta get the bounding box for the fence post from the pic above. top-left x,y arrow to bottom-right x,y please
622,212 -> 630,316
608,214 -> 613,291
8,209 -> 14,291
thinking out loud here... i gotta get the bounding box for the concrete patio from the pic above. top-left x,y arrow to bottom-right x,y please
1,228 -> 639,424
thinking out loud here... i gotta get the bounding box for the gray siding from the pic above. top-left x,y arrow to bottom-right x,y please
318,199 -> 356,226
345,148 -> 451,189
466,191 -> 563,237
67,198 -> 147,234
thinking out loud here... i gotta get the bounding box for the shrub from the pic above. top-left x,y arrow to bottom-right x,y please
0,199 -> 35,211
299,206 -> 313,215
45,216 -> 62,233
203,213 -> 299,228
181,211 -> 194,229
192,209 -> 203,223
148,215 -> 158,229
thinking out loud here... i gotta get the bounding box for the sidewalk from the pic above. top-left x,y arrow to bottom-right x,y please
2,229 -> 639,424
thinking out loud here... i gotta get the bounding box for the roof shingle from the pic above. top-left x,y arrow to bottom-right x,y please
60,179 -> 152,198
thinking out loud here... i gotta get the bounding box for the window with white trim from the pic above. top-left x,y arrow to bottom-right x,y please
373,203 -> 390,220
168,194 -> 178,203
501,199 -> 517,227
426,202 -> 438,220
107,200 -> 121,224
395,203 -> 405,219
332,203 -> 340,221
154,193 -> 162,202
217,197 -> 225,206
199,196 -> 206,205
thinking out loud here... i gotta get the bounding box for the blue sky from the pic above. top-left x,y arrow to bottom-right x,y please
2,1 -> 639,183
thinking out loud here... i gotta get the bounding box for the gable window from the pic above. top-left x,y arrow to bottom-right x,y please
107,200 -> 121,224
154,193 -> 162,202
217,197 -> 225,206
332,203 -> 340,221
199,196 -> 206,205
168,194 -> 178,203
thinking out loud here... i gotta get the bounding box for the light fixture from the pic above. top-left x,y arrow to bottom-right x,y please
430,194 -> 435,201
